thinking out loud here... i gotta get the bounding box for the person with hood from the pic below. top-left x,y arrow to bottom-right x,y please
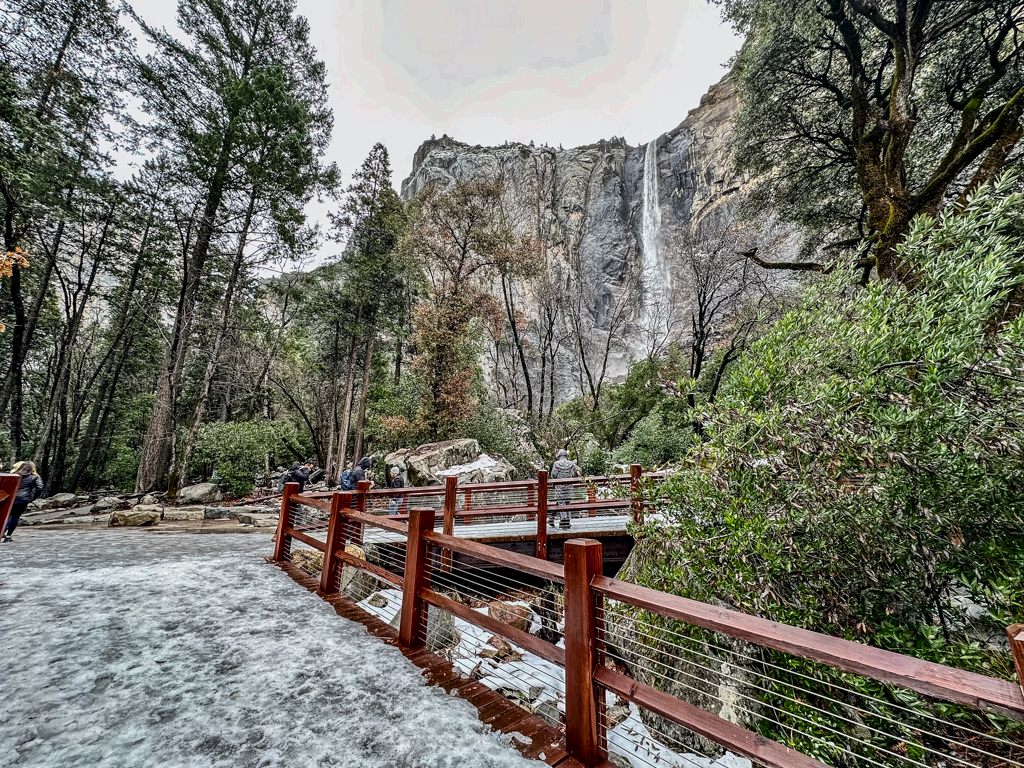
2,461 -> 44,542
341,457 -> 373,491
549,448 -> 581,530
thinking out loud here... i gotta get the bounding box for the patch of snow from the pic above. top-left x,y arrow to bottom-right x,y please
435,454 -> 502,477
0,531 -> 541,767
608,705 -> 751,768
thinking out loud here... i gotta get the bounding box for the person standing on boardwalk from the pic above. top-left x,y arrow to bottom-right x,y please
386,466 -> 404,515
2,461 -> 43,542
549,449 -> 580,530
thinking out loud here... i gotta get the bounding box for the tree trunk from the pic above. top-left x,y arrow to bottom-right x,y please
174,184 -> 258,484
136,125 -> 237,494
333,327 -> 360,484
352,331 -> 376,462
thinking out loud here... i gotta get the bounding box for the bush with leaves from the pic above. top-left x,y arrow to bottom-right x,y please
192,419 -> 307,497
622,176 -> 1024,759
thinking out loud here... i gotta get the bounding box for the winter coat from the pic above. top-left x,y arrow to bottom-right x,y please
15,473 -> 44,504
288,467 -> 311,492
549,458 -> 581,480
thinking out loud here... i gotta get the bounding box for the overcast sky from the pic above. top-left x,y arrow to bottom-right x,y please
133,0 -> 739,185
129,1 -> 740,262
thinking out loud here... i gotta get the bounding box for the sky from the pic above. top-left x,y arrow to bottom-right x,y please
129,0 -> 741,262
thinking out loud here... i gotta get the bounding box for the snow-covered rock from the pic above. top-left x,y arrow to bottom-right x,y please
162,506 -> 204,522
178,483 -> 222,504
108,505 -> 161,527
436,453 -> 516,484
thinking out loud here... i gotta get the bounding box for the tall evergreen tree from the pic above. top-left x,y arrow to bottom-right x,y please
129,0 -> 332,492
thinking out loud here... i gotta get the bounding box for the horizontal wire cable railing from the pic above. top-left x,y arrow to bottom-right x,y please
269,484 -> 1024,768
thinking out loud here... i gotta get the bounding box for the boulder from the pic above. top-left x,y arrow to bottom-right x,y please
178,482 -> 222,504
338,544 -> 366,593
435,453 -> 516,484
487,601 -> 533,632
392,439 -> 484,486
108,505 -> 161,527
228,505 -> 275,521
162,506 -> 204,522
29,492 -> 80,511
290,549 -> 323,574
139,493 -> 160,506
90,496 -> 125,514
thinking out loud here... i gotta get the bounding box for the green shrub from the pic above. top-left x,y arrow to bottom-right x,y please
193,419 -> 305,497
629,176 -> 1024,754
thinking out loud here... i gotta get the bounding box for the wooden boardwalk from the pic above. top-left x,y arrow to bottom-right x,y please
272,558 -> 586,767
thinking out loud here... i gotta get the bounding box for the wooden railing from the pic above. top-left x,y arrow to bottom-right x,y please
305,465 -> 654,560
0,472 -> 21,535
271,489 -> 1024,768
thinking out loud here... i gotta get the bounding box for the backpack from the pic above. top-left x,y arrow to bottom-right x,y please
340,468 -> 356,491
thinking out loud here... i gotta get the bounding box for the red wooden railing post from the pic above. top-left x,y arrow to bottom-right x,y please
352,479 -> 370,545
441,475 -> 457,572
587,481 -> 597,518
319,492 -> 349,595
1009,624 -> 1024,697
536,469 -> 548,560
272,482 -> 299,562
0,473 -> 19,539
564,538 -> 606,766
399,506 -> 435,649
630,463 -> 643,525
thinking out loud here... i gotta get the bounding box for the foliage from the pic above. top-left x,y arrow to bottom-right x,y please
623,177 -> 1024,760
638,174 -> 1024,665
718,0 -> 1024,280
192,418 -> 304,497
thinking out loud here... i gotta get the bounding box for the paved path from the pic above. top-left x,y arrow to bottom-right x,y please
0,531 -> 539,768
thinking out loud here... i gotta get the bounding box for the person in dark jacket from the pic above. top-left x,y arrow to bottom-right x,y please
351,457 -> 373,488
3,461 -> 44,542
386,466 -> 405,515
288,462 -> 312,492
549,449 -> 581,530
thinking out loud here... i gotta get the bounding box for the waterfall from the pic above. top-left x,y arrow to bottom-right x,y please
640,139 -> 667,334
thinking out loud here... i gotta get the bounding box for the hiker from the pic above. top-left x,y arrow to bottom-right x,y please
277,462 -> 300,493
549,448 -> 581,530
289,462 -> 313,492
2,461 -> 44,542
340,457 -> 373,492
387,467 -> 405,515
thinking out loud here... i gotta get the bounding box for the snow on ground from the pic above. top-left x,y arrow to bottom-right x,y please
0,531 -> 542,768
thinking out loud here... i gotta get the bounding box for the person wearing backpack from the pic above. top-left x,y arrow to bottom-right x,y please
549,449 -> 580,530
341,457 -> 373,492
2,461 -> 44,542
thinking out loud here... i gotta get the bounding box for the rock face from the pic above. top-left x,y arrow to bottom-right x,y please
178,483 -> 223,505
162,506 -> 204,522
401,77 -> 752,396
385,439 -> 515,485
108,505 -> 161,527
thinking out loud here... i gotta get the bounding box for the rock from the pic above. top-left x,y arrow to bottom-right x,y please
178,482 -> 223,504
203,506 -> 232,520
435,453 -> 516,484
387,600 -> 459,652
290,550 -> 323,574
61,513 -> 110,525
90,496 -> 125,514
139,494 -> 159,506
28,492 -> 80,511
228,505 -> 275,521
487,601 -> 533,633
338,544 -> 366,593
108,505 -> 161,527
389,439 -> 482,485
162,506 -> 204,522
236,512 -> 278,527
